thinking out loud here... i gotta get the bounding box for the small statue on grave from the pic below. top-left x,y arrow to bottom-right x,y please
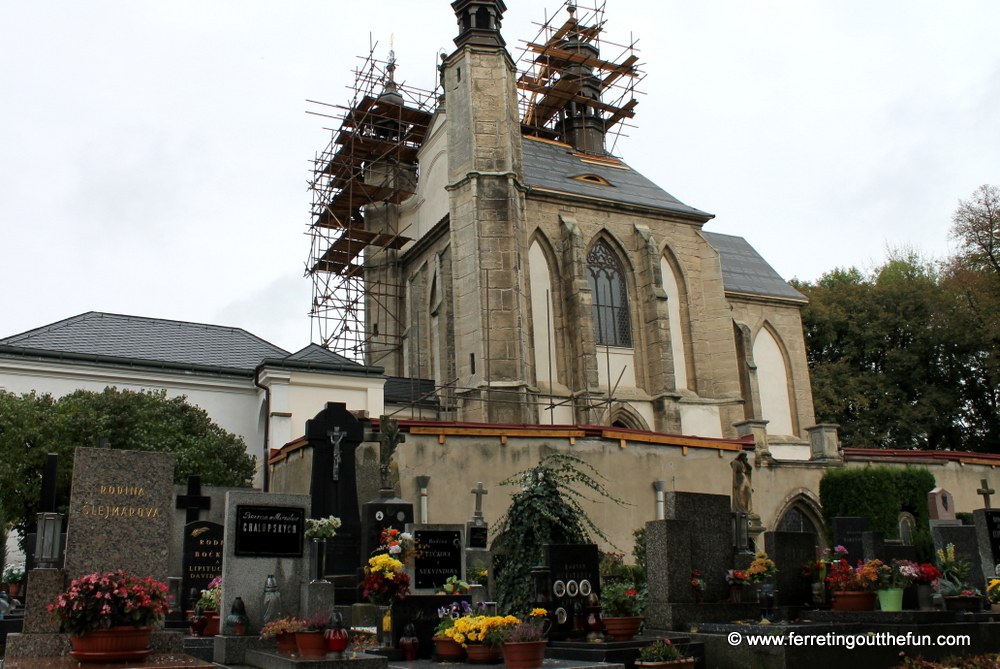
378,415 -> 403,494
731,451 -> 753,515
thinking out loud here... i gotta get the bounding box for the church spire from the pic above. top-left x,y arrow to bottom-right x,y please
451,0 -> 507,49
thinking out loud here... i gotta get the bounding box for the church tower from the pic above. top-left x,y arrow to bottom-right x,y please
439,0 -> 535,423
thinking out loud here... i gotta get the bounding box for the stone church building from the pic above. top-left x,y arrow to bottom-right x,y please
358,0 -> 812,446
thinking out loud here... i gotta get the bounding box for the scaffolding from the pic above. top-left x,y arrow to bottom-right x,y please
306,49 -> 435,364
514,1 -> 644,155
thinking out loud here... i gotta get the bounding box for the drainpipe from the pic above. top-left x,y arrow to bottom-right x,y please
254,364 -> 271,492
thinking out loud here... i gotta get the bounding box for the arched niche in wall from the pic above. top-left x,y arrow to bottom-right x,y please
659,247 -> 693,391
752,323 -> 795,436
528,235 -> 562,390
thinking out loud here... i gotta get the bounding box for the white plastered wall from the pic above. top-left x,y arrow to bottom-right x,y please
753,327 -> 794,436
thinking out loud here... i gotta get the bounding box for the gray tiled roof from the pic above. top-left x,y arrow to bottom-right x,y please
521,137 -> 711,218
285,343 -> 357,366
701,232 -> 806,301
0,312 -> 289,371
384,376 -> 437,405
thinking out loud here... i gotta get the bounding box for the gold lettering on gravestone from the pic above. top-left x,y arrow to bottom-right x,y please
81,484 -> 161,520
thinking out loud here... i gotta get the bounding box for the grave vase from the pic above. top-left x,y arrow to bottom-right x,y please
602,616 -> 643,641
204,611 -> 221,636
831,591 -> 876,611
916,585 -> 935,611
70,626 -> 153,663
877,588 -> 904,612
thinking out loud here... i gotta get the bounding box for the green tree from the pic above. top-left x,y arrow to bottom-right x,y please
794,250 -> 983,450
0,387 -> 256,547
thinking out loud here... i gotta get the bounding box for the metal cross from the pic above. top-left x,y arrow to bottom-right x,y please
328,428 -> 345,482
471,481 -> 488,518
978,478 -> 995,509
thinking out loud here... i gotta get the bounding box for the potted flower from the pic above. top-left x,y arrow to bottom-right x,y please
443,614 -> 519,663
913,563 -> 942,611
935,544 -> 983,612
4,566 -> 25,599
434,601 -> 472,661
500,609 -> 550,669
193,577 -> 222,636
47,570 -> 171,662
438,575 -> 471,595
746,551 -> 778,584
875,560 -> 917,611
375,527 -> 416,565
725,570 -> 749,603
987,579 -> 1000,613
635,639 -> 695,668
295,612 -> 330,657
362,554 -> 411,606
259,615 -> 305,653
600,581 -> 643,641
825,559 -> 881,611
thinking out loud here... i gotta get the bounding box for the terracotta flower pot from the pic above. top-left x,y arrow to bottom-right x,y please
69,626 -> 153,663
603,616 -> 643,641
502,640 -> 547,669
466,643 -> 503,664
296,631 -> 328,657
275,632 -> 297,653
831,591 -> 877,611
204,612 -> 221,636
8,584 -> 21,599
434,636 -> 467,662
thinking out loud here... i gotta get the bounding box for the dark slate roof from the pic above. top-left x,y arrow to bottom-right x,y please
0,312 -> 289,371
701,232 -> 807,301
521,136 -> 711,218
285,343 -> 357,367
384,376 -> 438,405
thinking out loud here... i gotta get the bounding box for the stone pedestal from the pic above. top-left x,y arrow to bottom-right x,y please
21,569 -> 63,634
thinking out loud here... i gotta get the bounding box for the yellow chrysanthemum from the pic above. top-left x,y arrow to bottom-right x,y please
530,608 -> 547,617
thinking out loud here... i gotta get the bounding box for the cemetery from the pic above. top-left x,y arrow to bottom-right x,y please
1,406 -> 999,669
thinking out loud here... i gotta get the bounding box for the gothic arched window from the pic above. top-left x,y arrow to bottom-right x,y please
587,240 -> 632,347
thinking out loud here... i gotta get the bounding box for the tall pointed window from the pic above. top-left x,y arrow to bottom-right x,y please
587,240 -> 632,347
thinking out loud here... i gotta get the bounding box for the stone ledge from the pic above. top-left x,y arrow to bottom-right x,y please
243,650 -> 388,669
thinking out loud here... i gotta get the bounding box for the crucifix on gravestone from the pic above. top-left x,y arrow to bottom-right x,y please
379,415 -> 404,496
175,475 -> 212,524
467,482 -> 489,549
978,479 -> 995,509
328,427 -> 344,481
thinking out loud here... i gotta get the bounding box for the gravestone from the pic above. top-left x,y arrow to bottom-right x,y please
763,531 -> 816,607
360,417 -> 414,566
467,482 -> 489,548
411,525 -> 465,593
181,520 -> 224,612
545,544 -> 600,640
974,509 -> 1000,580
928,488 -> 958,523
7,447 -> 182,659
830,517 -> 869,563
64,448 -> 175,581
931,524 -> 985,592
220,491 -> 309,635
861,531 -> 918,565
302,403 -> 365,576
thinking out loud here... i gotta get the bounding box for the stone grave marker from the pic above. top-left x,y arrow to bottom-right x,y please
976,479 -> 995,509
928,488 -> 958,523
220,491 -> 309,634
931,523 -> 985,592
64,447 -> 175,582
410,525 -> 465,593
974,509 -> 1000,580
181,520 -> 224,613
830,517 -> 869,562
763,531 -> 816,607
467,482 -> 489,548
545,544 -> 600,640
861,531 -> 918,565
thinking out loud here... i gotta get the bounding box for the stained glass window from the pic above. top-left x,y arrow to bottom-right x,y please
587,240 -> 632,347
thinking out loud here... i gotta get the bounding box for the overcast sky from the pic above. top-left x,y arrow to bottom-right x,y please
2,1 -> 998,353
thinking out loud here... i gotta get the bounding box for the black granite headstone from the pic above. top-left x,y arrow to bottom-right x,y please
302,402 -> 366,575
546,544 -> 600,639
931,523 -> 984,591
361,498 -> 415,567
831,517 -> 870,562
181,520 -> 224,611
388,594 -> 465,658
234,505 -> 304,557
764,531 -> 817,607
414,529 -> 463,590
468,525 -> 488,549
974,509 -> 1000,579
